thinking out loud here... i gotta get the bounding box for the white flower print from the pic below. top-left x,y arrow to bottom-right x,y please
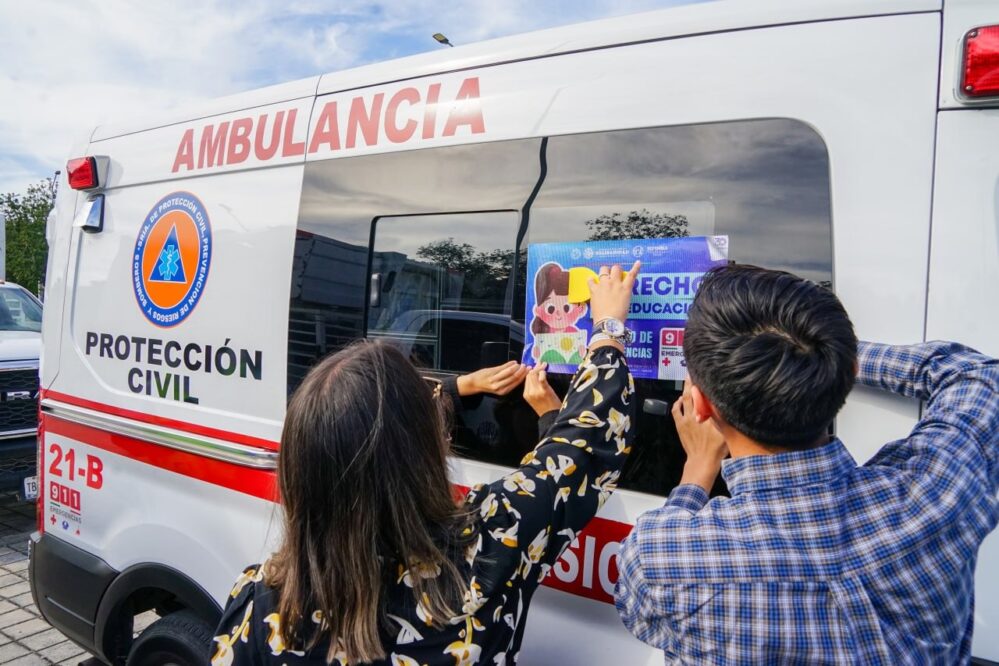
525,527 -> 550,565
489,520 -> 519,548
605,407 -> 632,455
211,600 -> 253,666
262,612 -> 305,657
479,492 -> 499,520
228,567 -> 262,599
417,593 -> 435,627
592,469 -> 621,508
461,577 -> 488,616
573,363 -> 599,392
444,617 -> 484,666
398,562 -> 442,588
389,614 -> 425,644
503,471 -> 536,497
544,454 -> 577,481
465,534 -> 483,567
569,410 -> 604,428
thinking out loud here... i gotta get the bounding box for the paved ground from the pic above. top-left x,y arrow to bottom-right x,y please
0,493 -> 93,665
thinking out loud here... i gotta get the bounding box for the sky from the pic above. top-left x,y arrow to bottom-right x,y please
0,0 -> 701,197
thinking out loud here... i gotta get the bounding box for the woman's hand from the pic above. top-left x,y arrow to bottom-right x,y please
524,363 -> 562,416
589,261 -> 640,324
673,378 -> 728,492
456,361 -> 529,397
588,262 -> 640,352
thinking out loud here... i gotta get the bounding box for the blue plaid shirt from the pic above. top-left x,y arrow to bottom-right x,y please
615,342 -> 999,664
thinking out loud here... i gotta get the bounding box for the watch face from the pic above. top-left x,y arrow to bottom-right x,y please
604,318 -> 625,336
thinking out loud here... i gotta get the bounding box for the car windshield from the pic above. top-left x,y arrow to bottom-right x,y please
0,287 -> 42,332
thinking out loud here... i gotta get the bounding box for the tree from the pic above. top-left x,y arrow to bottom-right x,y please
2,178 -> 56,295
416,238 -> 513,305
585,209 -> 689,241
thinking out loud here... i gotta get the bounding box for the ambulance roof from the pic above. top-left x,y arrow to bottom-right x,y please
92,0 -> 939,141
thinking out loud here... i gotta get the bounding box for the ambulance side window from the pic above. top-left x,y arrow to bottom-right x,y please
288,121 -> 831,498
288,138 -> 542,394
525,118 -> 832,496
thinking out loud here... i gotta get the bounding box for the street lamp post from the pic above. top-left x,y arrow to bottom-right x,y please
433,33 -> 454,47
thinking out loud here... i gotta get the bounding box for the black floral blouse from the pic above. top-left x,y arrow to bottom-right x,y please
211,347 -> 635,666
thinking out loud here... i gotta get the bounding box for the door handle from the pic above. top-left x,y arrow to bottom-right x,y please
369,273 -> 382,309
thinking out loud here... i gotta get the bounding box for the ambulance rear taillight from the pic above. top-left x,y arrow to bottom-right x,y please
66,155 -> 111,191
962,25 -> 999,98
67,157 -> 98,190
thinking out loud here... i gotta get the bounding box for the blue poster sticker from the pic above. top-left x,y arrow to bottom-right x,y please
522,236 -> 729,380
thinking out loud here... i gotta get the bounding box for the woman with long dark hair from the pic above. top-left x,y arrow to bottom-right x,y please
212,263 -> 640,665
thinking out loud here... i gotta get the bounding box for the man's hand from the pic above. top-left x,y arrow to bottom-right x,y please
524,363 -> 562,416
457,361 -> 529,397
673,378 -> 728,492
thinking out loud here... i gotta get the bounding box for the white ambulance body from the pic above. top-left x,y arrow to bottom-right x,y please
29,0 -> 999,663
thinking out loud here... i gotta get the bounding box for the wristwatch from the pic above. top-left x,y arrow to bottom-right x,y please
591,317 -> 634,345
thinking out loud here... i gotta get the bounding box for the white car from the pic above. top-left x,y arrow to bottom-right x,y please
0,282 -> 41,496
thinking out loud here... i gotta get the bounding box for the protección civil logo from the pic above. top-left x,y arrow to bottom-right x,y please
132,192 -> 212,327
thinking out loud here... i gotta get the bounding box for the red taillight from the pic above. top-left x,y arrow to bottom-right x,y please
963,25 -> 999,98
66,157 -> 98,190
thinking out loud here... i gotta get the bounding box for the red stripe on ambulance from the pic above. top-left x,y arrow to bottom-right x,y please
44,390 -> 280,451
42,395 -> 629,604
41,414 -> 278,502
171,77 -> 485,173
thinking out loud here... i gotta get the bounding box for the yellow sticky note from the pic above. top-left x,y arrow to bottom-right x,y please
567,267 -> 626,303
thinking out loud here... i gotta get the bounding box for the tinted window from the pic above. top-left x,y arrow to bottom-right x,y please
0,287 -> 42,332
288,139 -> 542,392
524,120 -> 831,495
290,119 -> 831,497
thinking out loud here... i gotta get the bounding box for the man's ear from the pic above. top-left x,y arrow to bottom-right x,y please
689,383 -> 716,424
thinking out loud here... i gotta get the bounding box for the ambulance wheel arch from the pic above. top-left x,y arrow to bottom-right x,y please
95,562 -> 221,663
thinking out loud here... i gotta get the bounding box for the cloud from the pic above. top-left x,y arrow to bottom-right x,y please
0,0 -> 697,195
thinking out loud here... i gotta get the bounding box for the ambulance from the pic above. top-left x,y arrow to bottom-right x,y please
28,0 -> 999,663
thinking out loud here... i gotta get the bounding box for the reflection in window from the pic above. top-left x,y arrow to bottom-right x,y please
369,212 -> 519,373
524,119 -> 832,495
287,120 -> 832,498
0,287 -> 43,333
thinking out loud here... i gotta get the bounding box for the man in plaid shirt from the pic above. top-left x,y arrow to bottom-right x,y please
615,265 -> 999,664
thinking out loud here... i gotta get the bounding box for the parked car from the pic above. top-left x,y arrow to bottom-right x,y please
0,281 -> 41,498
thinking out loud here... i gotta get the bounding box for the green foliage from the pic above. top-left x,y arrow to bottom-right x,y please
416,238 -> 515,306
416,238 -> 515,280
2,178 -> 55,295
585,209 -> 689,241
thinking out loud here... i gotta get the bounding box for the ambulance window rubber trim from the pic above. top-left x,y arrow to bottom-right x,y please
40,399 -> 277,469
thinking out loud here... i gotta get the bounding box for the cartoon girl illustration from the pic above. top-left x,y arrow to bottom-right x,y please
529,262 -> 588,364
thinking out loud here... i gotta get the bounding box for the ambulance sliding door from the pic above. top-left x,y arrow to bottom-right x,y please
289,139 -> 542,462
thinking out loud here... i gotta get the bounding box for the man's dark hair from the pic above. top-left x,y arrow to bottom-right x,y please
683,265 -> 857,449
